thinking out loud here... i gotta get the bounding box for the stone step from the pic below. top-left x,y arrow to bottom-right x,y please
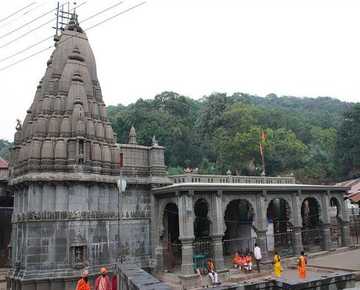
229,270 -> 272,283
156,272 -> 182,285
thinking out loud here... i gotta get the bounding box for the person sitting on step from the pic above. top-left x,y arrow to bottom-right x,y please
207,259 -> 221,285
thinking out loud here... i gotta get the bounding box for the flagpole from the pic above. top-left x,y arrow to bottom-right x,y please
260,130 -> 266,176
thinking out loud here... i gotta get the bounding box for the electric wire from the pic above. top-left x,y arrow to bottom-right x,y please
0,7 -> 60,40
0,1 -> 87,62
0,2 -> 36,25
0,18 -> 54,49
0,0 -> 119,63
0,1 -> 146,72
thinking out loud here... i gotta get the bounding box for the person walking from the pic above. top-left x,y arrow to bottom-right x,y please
298,251 -> 307,279
76,270 -> 91,290
95,267 -> 112,290
273,251 -> 283,278
254,243 -> 262,273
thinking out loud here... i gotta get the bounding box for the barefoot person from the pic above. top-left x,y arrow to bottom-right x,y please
273,251 -> 283,278
298,251 -> 307,279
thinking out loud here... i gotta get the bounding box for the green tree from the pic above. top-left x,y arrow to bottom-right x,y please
336,104 -> 360,178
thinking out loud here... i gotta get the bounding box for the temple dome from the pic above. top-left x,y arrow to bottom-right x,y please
10,16 -> 120,178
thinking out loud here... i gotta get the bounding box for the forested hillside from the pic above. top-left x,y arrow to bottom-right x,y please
108,92 -> 356,184
0,92 -> 357,184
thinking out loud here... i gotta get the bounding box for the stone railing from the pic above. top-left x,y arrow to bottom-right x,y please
171,174 -> 296,185
117,263 -> 171,290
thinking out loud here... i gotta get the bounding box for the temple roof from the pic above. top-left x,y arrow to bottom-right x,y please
0,157 -> 8,169
10,16 -> 120,179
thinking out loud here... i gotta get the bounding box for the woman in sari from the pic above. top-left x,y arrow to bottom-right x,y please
273,251 -> 282,278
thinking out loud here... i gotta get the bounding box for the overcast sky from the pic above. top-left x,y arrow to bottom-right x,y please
0,0 -> 359,140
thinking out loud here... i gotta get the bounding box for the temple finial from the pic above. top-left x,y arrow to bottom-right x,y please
128,126 -> 137,144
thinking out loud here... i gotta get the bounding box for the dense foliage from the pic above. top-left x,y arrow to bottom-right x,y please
0,139 -> 11,161
108,91 -> 356,184
0,91 -> 357,184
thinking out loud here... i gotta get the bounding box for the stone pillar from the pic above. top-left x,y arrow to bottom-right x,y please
211,235 -> 225,270
291,191 -> 303,255
321,191 -> 332,251
178,191 -> 195,275
255,191 -> 268,259
339,193 -> 352,247
321,223 -> 331,251
255,230 -> 268,259
341,221 -> 352,247
154,244 -> 165,272
210,190 -> 225,270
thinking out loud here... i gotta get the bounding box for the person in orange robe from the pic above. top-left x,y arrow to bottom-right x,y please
245,254 -> 252,271
76,270 -> 91,290
233,251 -> 242,269
298,251 -> 307,279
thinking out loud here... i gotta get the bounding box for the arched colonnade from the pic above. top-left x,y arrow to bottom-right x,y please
152,187 -> 351,274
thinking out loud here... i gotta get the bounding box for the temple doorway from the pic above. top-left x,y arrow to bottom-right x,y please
223,199 -> 255,257
163,203 -> 181,269
193,199 -> 212,258
301,197 -> 322,251
266,198 -> 293,256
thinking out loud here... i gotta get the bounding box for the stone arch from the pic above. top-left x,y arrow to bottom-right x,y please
159,198 -> 178,224
193,198 -> 211,240
223,199 -> 255,256
162,202 -> 180,243
330,196 -> 344,221
266,197 -> 293,255
223,196 -> 257,226
300,195 -> 323,222
301,197 -> 322,251
161,201 -> 181,269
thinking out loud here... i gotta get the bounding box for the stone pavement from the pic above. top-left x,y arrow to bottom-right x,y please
308,248 -> 360,271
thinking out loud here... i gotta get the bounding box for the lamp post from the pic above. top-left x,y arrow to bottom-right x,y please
117,168 -> 126,263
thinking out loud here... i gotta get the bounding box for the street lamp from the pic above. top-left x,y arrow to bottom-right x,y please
116,168 -> 127,263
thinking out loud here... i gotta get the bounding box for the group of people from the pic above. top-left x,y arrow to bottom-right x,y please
76,267 -> 117,290
230,243 -> 308,280
273,250 -> 308,279
232,243 -> 263,273
232,251 -> 253,271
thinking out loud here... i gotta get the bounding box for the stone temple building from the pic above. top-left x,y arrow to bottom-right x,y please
6,14 -> 352,290
7,16 -> 170,290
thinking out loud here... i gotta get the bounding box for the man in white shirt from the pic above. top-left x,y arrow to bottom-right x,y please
254,243 -> 262,273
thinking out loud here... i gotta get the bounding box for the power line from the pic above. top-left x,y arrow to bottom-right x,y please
0,2 -> 36,25
0,0 -> 114,63
0,2 -> 52,31
85,1 -> 146,31
0,18 -> 54,49
81,1 -> 123,23
0,5 -> 61,40
0,1 -> 87,62
0,36 -> 52,63
0,1 -> 146,72
0,46 -> 53,72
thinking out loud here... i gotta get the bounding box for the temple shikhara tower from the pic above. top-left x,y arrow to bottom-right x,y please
8,14 -> 121,289
7,14 -> 169,290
